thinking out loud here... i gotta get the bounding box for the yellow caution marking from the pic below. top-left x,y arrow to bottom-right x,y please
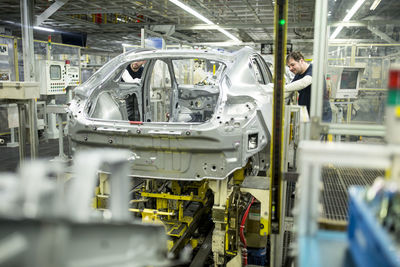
395,106 -> 400,117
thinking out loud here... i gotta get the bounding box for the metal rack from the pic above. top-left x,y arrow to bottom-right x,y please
320,167 -> 383,223
296,141 -> 399,267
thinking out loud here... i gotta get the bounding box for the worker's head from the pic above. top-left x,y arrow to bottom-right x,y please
130,60 -> 146,72
286,51 -> 309,75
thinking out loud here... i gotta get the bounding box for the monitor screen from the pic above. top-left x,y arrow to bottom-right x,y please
340,70 -> 358,90
61,32 -> 87,47
50,65 -> 61,80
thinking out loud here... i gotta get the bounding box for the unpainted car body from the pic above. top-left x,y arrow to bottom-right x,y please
68,47 -> 274,180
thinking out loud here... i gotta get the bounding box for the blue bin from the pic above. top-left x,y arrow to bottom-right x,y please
248,247 -> 266,266
348,187 -> 400,267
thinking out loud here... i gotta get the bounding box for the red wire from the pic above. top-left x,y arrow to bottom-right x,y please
240,196 -> 255,266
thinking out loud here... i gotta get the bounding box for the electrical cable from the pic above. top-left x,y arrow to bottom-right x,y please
240,196 -> 255,266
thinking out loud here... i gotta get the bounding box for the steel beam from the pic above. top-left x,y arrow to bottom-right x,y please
326,123 -> 386,137
176,22 -> 314,30
330,20 -> 400,27
367,24 -> 397,44
35,0 -> 69,26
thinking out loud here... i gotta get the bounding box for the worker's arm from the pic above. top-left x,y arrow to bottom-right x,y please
285,75 -> 312,92
121,70 -> 141,83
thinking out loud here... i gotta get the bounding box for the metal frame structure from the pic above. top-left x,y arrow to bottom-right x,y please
0,0 -> 318,52
296,140 -> 398,266
1,0 -> 398,54
307,0 -> 399,139
0,81 -> 40,161
0,149 -> 171,267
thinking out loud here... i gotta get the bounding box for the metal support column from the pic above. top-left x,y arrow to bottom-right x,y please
8,127 -> 19,147
13,38 -> 19,82
17,103 -> 26,161
162,37 -> 166,50
47,98 -> 59,139
309,0 -> 328,140
20,0 -> 38,159
346,44 -> 357,124
54,113 -> 68,161
47,104 -> 69,162
141,28 -> 145,48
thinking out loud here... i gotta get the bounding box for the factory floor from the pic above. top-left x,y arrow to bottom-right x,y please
0,136 -> 69,172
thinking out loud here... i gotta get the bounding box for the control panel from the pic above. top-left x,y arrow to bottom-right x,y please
36,60 -> 66,95
66,65 -> 80,87
328,66 -> 364,100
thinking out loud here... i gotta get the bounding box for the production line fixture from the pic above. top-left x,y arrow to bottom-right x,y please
0,149 -> 171,267
67,47 -> 276,265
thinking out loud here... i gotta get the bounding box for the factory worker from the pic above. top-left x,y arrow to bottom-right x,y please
122,60 -> 145,83
285,51 -> 312,114
286,51 -> 332,122
121,60 -> 146,121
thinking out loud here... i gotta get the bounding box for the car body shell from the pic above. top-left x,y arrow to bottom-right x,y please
68,47 -> 274,180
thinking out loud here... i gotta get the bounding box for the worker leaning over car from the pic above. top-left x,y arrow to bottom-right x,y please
285,51 -> 332,122
285,51 -> 312,114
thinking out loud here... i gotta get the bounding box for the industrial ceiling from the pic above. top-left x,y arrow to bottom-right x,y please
0,0 -> 399,54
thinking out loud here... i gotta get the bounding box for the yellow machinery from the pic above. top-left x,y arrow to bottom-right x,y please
93,167 -> 270,265
130,180 -> 212,252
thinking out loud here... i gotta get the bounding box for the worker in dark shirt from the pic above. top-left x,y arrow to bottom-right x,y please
121,60 -> 145,121
121,60 -> 145,82
286,51 -> 312,114
286,52 -> 332,121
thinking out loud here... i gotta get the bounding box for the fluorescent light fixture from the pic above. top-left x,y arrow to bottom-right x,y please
169,0 -> 213,24
330,0 -> 366,39
216,27 -> 241,43
169,0 -> 240,43
33,26 -> 54,32
370,0 -> 382,10
330,25 -> 343,39
2,20 -> 55,33
343,0 -> 366,21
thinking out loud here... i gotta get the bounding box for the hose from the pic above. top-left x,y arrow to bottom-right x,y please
240,196 -> 255,266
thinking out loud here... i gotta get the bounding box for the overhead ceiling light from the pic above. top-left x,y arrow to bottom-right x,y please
169,0 -> 241,43
215,27 -> 241,43
369,0 -> 382,10
169,0 -> 213,24
330,25 -> 344,40
330,0 -> 366,39
122,43 -> 137,47
343,0 -> 366,22
1,20 -> 55,33
33,26 -> 54,32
